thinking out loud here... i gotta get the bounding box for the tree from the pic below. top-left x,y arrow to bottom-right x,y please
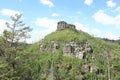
0,13 -> 32,79
5,14 -> 32,44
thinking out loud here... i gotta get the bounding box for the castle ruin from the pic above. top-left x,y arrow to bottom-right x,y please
57,21 -> 76,30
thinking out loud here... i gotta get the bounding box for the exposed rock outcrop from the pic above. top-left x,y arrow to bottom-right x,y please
53,42 -> 59,52
40,44 -> 46,52
63,41 -> 93,59
63,41 -> 76,56
40,40 -> 93,60
90,65 -> 98,73
40,41 -> 59,52
83,42 -> 93,53
39,37 -> 98,75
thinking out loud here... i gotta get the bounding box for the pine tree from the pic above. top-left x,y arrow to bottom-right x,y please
0,13 -> 32,79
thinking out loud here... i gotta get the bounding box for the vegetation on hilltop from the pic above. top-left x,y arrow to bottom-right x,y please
38,28 -> 120,80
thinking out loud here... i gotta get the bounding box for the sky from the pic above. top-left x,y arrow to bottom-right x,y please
0,0 -> 120,43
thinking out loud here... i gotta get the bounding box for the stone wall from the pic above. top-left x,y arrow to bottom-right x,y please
57,21 -> 76,30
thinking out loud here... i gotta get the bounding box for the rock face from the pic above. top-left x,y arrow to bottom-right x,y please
63,41 -> 93,59
40,41 -> 93,60
90,66 -> 97,73
83,42 -> 93,53
40,44 -> 46,52
62,41 -> 98,74
57,21 -> 76,30
63,41 -> 76,56
40,41 -> 97,74
53,43 -> 59,52
40,41 -> 59,52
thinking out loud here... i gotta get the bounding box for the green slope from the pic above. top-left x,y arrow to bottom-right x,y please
24,28 -> 120,80
42,28 -> 119,54
12,28 -> 120,80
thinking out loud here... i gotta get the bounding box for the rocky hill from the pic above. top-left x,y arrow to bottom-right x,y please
0,21 -> 119,80
35,21 -> 120,80
1,20 -> 119,80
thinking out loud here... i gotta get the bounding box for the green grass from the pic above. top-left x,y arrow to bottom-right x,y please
40,28 -> 119,55
42,29 -> 119,70
42,29 -> 90,43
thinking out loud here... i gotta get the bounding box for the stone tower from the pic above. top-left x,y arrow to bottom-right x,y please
57,21 -> 67,30
57,21 -> 76,30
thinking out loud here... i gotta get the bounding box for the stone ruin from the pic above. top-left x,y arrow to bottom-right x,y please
57,21 -> 76,30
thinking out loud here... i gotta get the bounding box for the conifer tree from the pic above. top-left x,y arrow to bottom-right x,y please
0,13 -> 32,79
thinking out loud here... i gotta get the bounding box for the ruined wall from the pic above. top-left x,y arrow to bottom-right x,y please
57,21 -> 67,30
57,21 -> 76,30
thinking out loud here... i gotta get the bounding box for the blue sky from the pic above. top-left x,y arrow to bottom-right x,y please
0,0 -> 120,43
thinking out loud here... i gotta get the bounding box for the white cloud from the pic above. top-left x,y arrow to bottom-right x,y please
92,28 -> 101,36
84,0 -> 93,6
52,13 -> 59,17
29,17 -> 58,43
106,0 -> 116,8
0,19 -> 7,34
35,17 -> 58,30
93,10 -> 120,28
27,30 -> 52,43
105,32 -> 119,40
93,10 -> 114,25
40,0 -> 54,7
35,29 -> 53,39
74,22 -> 89,32
1,9 -> 20,16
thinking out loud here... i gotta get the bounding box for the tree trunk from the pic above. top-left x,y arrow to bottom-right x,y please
106,50 -> 111,80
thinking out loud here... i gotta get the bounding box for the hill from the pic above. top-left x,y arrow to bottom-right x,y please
0,21 -> 120,80
26,22 -> 120,80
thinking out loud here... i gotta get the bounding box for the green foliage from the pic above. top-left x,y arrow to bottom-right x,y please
0,19 -> 120,80
37,29 -> 120,80
43,28 -> 91,43
0,13 -> 32,80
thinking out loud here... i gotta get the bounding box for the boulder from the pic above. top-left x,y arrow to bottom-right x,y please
81,64 -> 89,73
83,42 -> 93,53
53,43 -> 59,52
63,43 -> 74,56
90,65 -> 97,73
40,44 -> 46,52
76,51 -> 85,59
